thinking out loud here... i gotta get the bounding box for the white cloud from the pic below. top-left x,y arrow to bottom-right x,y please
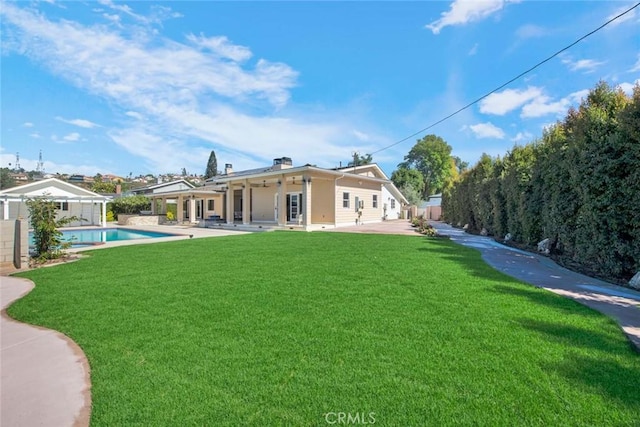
426,0 -> 516,35
0,153 -> 111,175
23,122 -> 34,127
30,132 -> 41,139
352,130 -> 370,142
561,57 -> 605,73
466,122 -> 505,139
125,111 -> 143,120
619,79 -> 640,96
468,43 -> 478,56
63,132 -> 81,141
480,87 -> 543,115
606,5 -> 637,27
520,89 -> 590,118
511,131 -> 533,143
515,24 -> 546,39
630,54 -> 640,72
186,34 -> 252,62
56,116 -> 101,128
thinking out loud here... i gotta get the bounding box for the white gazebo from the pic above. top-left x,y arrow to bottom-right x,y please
0,178 -> 111,227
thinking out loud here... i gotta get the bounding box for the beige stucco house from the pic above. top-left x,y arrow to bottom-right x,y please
0,178 -> 110,227
147,157 -> 408,230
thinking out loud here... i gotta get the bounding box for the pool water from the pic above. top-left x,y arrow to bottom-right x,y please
29,228 -> 177,246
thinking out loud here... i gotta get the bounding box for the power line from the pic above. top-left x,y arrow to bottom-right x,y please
371,2 -> 640,156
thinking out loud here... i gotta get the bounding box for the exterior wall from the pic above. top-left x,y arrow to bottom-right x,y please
425,206 -> 442,220
203,195 -> 224,218
251,187 -> 278,222
382,186 -> 403,220
310,179 -> 335,224
117,215 -> 166,226
335,176 -> 382,226
0,219 -> 28,267
2,201 -> 101,226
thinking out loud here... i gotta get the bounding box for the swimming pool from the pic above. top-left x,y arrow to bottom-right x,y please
29,228 -> 178,247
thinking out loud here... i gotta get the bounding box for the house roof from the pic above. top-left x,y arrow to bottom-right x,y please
383,182 -> 409,205
0,178 -> 110,201
208,163 -> 390,185
131,179 -> 195,193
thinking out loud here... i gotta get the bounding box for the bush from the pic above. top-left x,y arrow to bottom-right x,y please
106,211 -> 115,222
443,82 -> 640,281
166,211 -> 175,221
109,195 -> 151,215
26,196 -> 80,261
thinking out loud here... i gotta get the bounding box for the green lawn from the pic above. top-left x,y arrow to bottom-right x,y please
10,232 -> 640,426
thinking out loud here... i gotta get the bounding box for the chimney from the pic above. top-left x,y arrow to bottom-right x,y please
224,163 -> 233,175
272,157 -> 293,170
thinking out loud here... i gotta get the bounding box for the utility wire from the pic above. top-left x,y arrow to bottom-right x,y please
370,2 -> 640,156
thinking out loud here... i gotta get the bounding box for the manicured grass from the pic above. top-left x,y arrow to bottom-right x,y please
11,232 -> 640,426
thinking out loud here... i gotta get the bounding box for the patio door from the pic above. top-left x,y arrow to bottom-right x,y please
286,193 -> 303,222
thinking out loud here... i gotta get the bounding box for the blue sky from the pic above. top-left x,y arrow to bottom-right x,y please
1,1 -> 639,179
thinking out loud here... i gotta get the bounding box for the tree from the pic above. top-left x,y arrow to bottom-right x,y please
205,150 -> 218,179
26,196 -> 80,261
0,168 -> 15,189
91,181 -> 117,193
391,167 -> 425,204
348,153 -> 373,167
401,135 -> 454,198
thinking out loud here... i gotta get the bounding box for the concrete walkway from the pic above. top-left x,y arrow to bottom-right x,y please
1,276 -> 91,427
430,221 -> 640,351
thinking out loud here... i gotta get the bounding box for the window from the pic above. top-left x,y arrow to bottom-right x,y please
342,192 -> 350,208
207,199 -> 215,211
372,195 -> 378,208
390,199 -> 396,209
55,202 -> 69,211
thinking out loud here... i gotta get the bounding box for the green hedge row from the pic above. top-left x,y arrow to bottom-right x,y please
442,82 -> 640,281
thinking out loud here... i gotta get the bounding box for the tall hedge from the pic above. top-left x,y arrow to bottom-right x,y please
442,82 -> 640,281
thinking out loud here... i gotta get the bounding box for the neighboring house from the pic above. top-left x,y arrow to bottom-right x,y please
417,193 -> 442,220
145,157 -> 408,230
129,179 -> 195,196
0,178 -> 110,227
68,174 -> 94,185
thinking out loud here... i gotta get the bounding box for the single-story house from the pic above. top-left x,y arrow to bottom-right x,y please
0,178 -> 110,227
128,179 -> 195,196
146,157 -> 408,230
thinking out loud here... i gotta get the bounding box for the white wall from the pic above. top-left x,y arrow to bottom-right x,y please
382,186 -> 402,219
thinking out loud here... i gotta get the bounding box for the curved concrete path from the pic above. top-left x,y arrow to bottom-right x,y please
430,221 -> 640,351
1,276 -> 91,427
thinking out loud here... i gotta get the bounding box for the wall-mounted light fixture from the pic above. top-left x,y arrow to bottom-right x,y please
277,180 -> 282,187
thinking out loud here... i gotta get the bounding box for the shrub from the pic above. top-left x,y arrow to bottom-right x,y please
106,211 -> 115,222
109,195 -> 151,215
26,196 -> 80,261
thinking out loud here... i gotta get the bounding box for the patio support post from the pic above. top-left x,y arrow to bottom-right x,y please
242,180 -> 250,225
3,198 -> 9,220
302,177 -> 312,228
101,200 -> 107,227
226,186 -> 234,224
177,195 -> 184,223
150,197 -> 156,214
277,175 -> 287,226
162,198 -> 168,215
189,197 -> 197,224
